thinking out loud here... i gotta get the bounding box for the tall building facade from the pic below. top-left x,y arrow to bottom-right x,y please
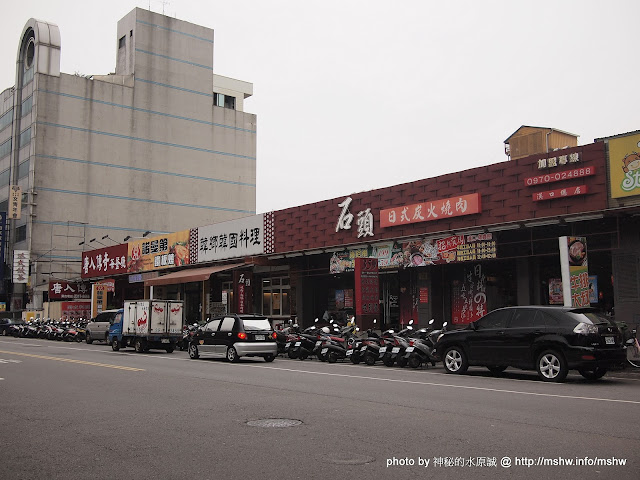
0,8 -> 257,310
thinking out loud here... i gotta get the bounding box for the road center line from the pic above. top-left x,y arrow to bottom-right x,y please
0,350 -> 145,372
235,363 -> 640,405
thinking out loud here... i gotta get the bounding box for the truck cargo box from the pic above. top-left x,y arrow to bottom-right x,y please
123,300 -> 183,337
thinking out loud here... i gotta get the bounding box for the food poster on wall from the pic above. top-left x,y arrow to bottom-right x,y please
451,264 -> 487,325
127,230 -> 190,273
559,236 -> 589,307
548,278 -> 564,305
328,235 -> 497,274
608,133 -> 640,199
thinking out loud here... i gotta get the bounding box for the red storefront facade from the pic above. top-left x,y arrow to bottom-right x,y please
266,141 -> 626,329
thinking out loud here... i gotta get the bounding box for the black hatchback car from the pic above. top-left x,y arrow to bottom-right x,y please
188,314 -> 277,362
433,306 -> 626,382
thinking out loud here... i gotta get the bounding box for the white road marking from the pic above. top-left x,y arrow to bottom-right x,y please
232,363 -> 640,405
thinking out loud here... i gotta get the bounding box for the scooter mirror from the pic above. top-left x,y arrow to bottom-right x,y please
409,319 -> 414,325
373,319 -> 377,324
429,319 -> 435,325
443,322 -> 448,327
355,327 -> 360,332
314,318 -> 319,323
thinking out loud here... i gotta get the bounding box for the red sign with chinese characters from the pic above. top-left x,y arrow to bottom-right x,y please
355,257 -> 379,318
533,185 -> 588,202
61,301 -> 91,320
82,244 -> 128,279
48,281 -> 91,300
380,193 -> 481,228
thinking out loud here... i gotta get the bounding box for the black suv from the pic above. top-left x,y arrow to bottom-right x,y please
433,306 -> 626,382
188,314 -> 277,362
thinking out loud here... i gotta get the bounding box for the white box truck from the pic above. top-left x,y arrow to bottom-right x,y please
109,300 -> 184,353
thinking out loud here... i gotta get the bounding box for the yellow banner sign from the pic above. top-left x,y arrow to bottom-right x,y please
127,230 -> 190,273
609,133 -> 640,198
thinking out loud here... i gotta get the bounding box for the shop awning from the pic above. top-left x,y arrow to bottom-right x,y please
144,263 -> 246,287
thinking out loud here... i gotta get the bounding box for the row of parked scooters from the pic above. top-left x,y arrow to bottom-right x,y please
276,318 -> 447,369
4,319 -> 88,342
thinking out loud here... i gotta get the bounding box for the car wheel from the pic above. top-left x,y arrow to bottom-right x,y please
188,343 -> 199,359
537,350 -> 568,382
86,332 -> 93,344
112,338 -> 120,351
134,339 -> 145,353
264,354 -> 275,363
577,367 -> 607,381
226,346 -> 239,363
487,366 -> 508,376
327,352 -> 338,363
443,346 -> 468,374
408,355 -> 421,369
165,346 -> 174,353
363,352 -> 376,366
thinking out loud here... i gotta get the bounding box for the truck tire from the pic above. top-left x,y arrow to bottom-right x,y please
134,339 -> 145,353
112,338 -> 120,351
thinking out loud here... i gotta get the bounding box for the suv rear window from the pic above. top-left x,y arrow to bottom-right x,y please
565,311 -> 613,326
241,319 -> 271,331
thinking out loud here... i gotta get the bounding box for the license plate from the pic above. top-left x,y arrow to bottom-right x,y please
295,342 -> 301,347
379,347 -> 387,353
255,335 -> 265,341
392,347 -> 400,354
405,346 -> 415,352
346,350 -> 353,356
321,348 -> 328,354
315,341 -> 322,347
605,336 -> 615,345
161,339 -> 170,343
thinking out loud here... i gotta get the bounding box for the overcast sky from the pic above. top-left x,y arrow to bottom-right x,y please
2,0 -> 639,213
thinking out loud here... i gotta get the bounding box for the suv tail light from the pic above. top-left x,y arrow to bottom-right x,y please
573,322 -> 598,335
237,332 -> 247,340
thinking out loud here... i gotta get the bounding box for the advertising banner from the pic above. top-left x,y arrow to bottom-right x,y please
354,257 -> 379,320
10,185 -> 21,220
329,234 -> 497,273
61,301 -> 91,320
380,193 -> 481,228
559,236 -> 589,307
608,133 -> 640,199
91,283 -> 108,319
451,264 -> 487,325
82,244 -> 128,279
127,230 -> 190,273
0,212 -> 5,293
195,215 -> 264,263
13,250 -> 29,284
48,281 -> 91,300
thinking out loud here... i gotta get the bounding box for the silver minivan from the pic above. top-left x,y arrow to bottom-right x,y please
86,309 -> 121,344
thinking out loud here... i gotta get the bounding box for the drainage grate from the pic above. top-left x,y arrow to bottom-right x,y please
246,418 -> 302,428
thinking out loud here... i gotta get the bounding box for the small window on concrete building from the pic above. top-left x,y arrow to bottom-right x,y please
16,225 -> 27,242
118,35 -> 126,49
214,93 -> 235,110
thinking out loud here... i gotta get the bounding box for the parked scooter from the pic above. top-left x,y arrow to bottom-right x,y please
402,320 -> 447,368
379,320 -> 415,367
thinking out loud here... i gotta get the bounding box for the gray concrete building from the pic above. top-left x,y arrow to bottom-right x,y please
0,8 -> 257,310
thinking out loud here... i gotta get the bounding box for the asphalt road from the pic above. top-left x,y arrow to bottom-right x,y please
0,337 -> 638,480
